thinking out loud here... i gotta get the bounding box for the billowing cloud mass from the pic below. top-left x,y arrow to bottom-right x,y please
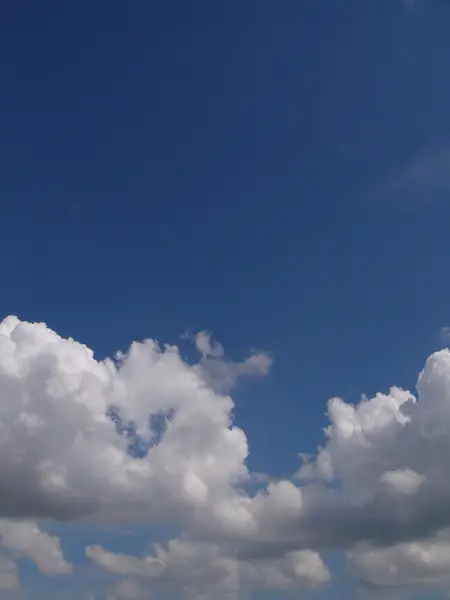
348,531 -> 450,588
87,539 -> 329,598
4,316 -> 450,597
0,316 -> 252,523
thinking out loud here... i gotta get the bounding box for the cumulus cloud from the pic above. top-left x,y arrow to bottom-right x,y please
289,353 -> 450,552
0,316 -> 257,523
8,316 -> 450,596
378,468 -> 425,495
348,530 -> 450,587
0,519 -> 71,575
87,538 -> 329,599
0,519 -> 71,590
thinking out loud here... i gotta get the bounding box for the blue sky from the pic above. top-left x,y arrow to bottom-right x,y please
2,1 -> 450,599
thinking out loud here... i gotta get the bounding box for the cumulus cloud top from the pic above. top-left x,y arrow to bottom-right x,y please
0,316 -> 254,524
4,316 -> 450,597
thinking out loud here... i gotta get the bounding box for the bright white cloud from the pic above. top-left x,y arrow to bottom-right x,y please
379,468 -> 425,495
0,316 -> 256,524
290,352 -> 450,553
7,316 -> 450,596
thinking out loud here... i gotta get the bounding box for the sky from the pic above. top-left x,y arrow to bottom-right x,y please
3,0 -> 450,598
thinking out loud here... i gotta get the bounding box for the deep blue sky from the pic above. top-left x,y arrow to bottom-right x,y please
1,2 -> 450,596
3,0 -> 450,470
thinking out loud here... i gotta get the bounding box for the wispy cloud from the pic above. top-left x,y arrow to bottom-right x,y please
403,0 -> 421,14
379,145 -> 450,204
439,326 -> 450,344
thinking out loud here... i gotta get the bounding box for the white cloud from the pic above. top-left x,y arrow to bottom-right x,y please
0,316 -> 257,524
0,519 -> 71,591
9,316 -> 450,596
0,519 -> 71,575
194,331 -> 224,359
193,330 -> 272,393
378,468 -> 425,495
348,530 -> 450,587
87,539 -> 329,599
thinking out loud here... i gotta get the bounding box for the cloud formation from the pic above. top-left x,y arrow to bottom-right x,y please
4,316 -> 450,596
348,531 -> 450,588
0,316 -> 256,524
0,520 -> 71,575
193,330 -> 272,393
87,539 -> 329,599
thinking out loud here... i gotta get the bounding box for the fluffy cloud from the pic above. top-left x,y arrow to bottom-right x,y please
378,468 -> 425,495
87,539 -> 329,599
0,519 -> 71,575
0,316 -> 255,524
290,351 -> 450,554
348,530 -> 450,587
7,316 -> 450,596
0,519 -> 71,590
